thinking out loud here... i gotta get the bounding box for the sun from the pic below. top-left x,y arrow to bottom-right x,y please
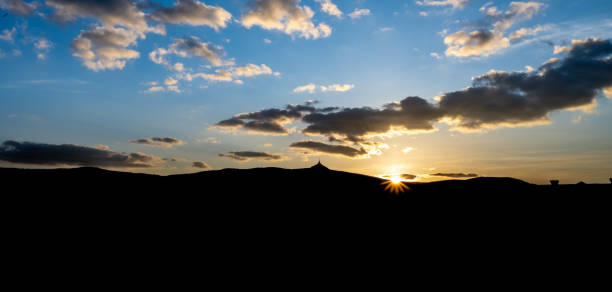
381,176 -> 410,194
389,175 -> 403,184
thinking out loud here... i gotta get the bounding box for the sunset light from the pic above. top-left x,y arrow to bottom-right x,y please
1,0 -> 611,186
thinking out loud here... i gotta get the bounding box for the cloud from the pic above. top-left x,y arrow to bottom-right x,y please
213,101 -> 336,135
200,137 -> 220,144
34,38 -> 53,60
215,107 -> 302,135
509,25 -> 549,40
0,140 -> 161,168
150,38 -> 279,84
169,36 -> 226,66
321,84 -> 354,92
192,161 -> 211,169
167,85 -> 180,92
430,172 -> 478,178
0,27 -> 16,42
604,87 -> 612,99
214,38 -> 612,156
149,0 -> 231,30
146,86 -> 165,93
219,151 -> 286,162
348,8 -> 370,19
315,0 -> 342,18
0,0 -> 37,16
178,64 -> 279,84
444,29 -> 509,58
301,96 -> 441,138
293,83 -> 316,93
382,174 -> 417,180
293,83 -> 354,93
34,38 -> 52,50
444,1 -> 546,58
233,63 -> 280,77
71,26 -> 140,71
181,70 -> 233,82
290,141 -> 368,158
438,38 -> 612,130
46,1 -> 166,70
402,147 -> 413,153
241,0 -> 331,39
129,137 -> 184,147
149,47 -> 168,64
173,62 -> 184,71
399,174 -> 417,180
46,0 -> 161,35
263,38 -> 272,44
416,0 -> 470,9
164,77 -> 178,85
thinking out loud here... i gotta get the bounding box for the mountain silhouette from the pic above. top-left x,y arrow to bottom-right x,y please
3,163 -> 609,259
2,163 -> 608,200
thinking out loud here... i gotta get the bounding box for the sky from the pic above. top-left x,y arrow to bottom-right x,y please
1,0 -> 611,184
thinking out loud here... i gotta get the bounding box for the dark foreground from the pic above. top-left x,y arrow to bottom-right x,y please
3,163 -> 610,235
3,165 -> 610,276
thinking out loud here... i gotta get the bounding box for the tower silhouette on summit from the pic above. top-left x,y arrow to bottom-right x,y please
310,160 -> 329,171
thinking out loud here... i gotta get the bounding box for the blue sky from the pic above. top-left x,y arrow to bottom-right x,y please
1,0 -> 612,183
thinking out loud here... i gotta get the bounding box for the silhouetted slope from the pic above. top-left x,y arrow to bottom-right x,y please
3,166 -> 610,251
3,165 -> 609,200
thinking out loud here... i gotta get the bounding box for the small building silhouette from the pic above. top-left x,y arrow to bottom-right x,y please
550,180 -> 559,186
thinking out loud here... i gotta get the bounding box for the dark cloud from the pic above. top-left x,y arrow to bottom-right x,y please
236,108 -> 302,122
213,97 -> 442,139
149,0 -> 231,30
383,174 -> 417,180
286,103 -> 338,113
213,102 -> 324,135
46,0 -> 153,32
243,121 -> 290,134
439,38 -> 612,130
129,137 -> 184,147
218,151 -> 285,162
400,174 -> 417,180
215,117 -> 246,127
0,140 -> 160,168
192,161 -> 211,169
301,96 -> 441,137
430,173 -> 478,178
0,0 -> 37,15
169,36 -> 225,66
289,141 -> 367,158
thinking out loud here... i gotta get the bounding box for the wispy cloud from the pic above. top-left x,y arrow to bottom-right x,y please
219,151 -> 286,162
293,83 -> 354,94
348,8 -> 370,19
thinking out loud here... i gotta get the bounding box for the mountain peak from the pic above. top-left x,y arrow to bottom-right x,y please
310,160 -> 329,171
